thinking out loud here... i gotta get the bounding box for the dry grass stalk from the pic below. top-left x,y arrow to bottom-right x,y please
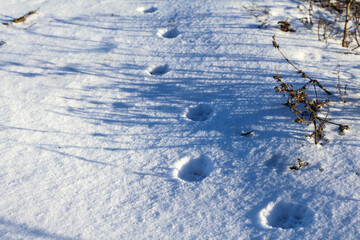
272,35 -> 349,144
2,8 -> 39,26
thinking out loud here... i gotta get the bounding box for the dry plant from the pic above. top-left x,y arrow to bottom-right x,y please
310,0 -> 344,13
243,3 -> 271,28
290,158 -> 309,170
298,4 -> 314,28
272,35 -> 350,144
2,8 -> 39,26
278,19 -> 296,32
317,17 -> 338,42
303,0 -> 360,49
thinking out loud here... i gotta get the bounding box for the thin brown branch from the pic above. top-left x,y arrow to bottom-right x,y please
272,35 -> 332,95
2,8 -> 39,26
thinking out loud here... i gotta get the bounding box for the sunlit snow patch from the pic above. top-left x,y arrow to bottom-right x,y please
292,49 -> 322,62
259,201 -> 314,229
174,155 -> 213,182
186,104 -> 213,121
137,6 -> 158,13
157,28 -> 180,39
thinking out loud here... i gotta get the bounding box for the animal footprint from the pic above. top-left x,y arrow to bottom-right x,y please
137,6 -> 158,13
174,155 -> 213,182
259,201 -> 314,229
112,102 -> 130,109
186,104 -> 213,121
147,64 -> 169,76
157,28 -> 180,39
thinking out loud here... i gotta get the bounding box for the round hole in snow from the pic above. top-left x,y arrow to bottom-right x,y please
157,28 -> 180,39
137,6 -> 158,13
112,102 -> 130,109
148,64 -> 169,76
259,201 -> 314,229
186,104 -> 213,121
174,155 -> 213,182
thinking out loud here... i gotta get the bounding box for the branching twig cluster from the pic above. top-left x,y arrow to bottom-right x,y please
317,17 -> 341,42
302,0 -> 360,49
272,35 -> 350,144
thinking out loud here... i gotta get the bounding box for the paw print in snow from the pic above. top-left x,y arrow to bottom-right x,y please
147,64 -> 169,76
259,201 -> 314,229
174,155 -> 213,182
157,28 -> 180,39
186,104 -> 213,121
137,6 -> 158,13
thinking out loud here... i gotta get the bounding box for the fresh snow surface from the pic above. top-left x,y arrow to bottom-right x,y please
0,0 -> 360,239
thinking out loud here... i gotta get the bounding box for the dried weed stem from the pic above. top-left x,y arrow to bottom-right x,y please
272,35 -> 349,144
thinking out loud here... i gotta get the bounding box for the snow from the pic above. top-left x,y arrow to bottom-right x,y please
0,0 -> 360,239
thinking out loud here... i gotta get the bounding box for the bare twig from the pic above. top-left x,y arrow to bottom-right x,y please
241,131 -> 254,136
332,50 -> 360,55
2,8 -> 39,26
318,18 -> 328,41
272,35 -> 331,95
